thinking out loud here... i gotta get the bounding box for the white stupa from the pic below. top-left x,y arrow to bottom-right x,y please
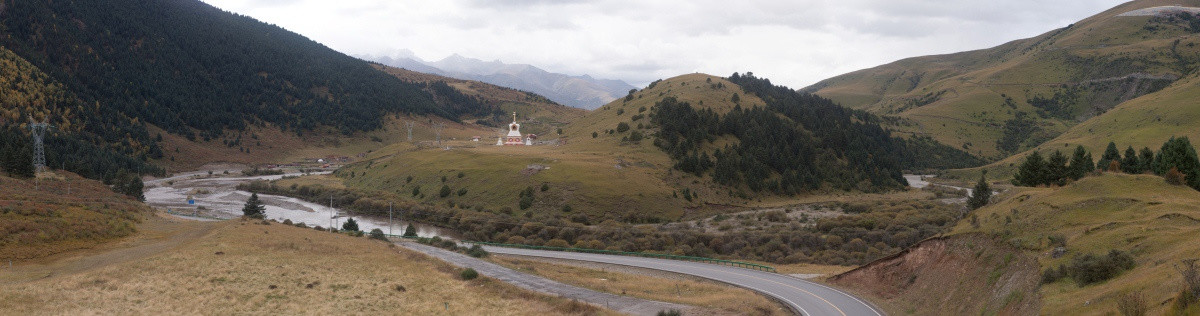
504,112 -> 524,146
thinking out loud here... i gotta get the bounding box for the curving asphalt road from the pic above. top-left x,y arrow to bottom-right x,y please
482,246 -> 883,316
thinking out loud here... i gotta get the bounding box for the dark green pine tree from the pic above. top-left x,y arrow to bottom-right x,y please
241,192 -> 266,219
3,139 -> 35,179
1138,147 -> 1155,174
403,223 -> 418,237
1156,137 -> 1200,190
968,171 -> 992,210
1013,151 -> 1046,186
342,217 -> 360,232
1068,145 -> 1094,180
1098,142 -> 1122,172
1047,150 -> 1069,186
1121,146 -> 1141,174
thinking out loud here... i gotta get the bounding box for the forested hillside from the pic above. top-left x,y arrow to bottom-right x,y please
0,46 -> 161,181
652,73 -> 982,194
0,0 -> 458,140
0,0 -> 525,183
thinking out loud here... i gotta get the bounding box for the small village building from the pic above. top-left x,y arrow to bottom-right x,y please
471,136 -> 481,142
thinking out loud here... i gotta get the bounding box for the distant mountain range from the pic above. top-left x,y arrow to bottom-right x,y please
362,52 -> 635,110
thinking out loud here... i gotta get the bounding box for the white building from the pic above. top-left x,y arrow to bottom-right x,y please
503,112 -> 525,146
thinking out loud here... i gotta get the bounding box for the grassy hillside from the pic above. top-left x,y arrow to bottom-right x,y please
0,173 -> 150,261
0,216 -> 609,315
338,71 -> 978,224
836,174 -> 1200,315
957,174 -> 1200,315
806,0 -> 1200,160
955,72 -> 1200,181
337,74 -> 770,223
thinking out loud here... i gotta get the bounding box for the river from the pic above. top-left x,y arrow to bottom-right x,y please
144,170 -> 455,238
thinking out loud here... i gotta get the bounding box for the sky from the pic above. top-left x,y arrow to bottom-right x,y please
201,0 -> 1129,88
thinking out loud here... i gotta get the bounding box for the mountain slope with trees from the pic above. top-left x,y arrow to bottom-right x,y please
335,73 -> 981,226
0,0 -> 452,140
804,0 -> 1200,160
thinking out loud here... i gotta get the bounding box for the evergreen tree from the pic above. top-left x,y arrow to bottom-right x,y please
968,171 -> 992,210
1138,147 -> 1155,174
1098,142 -> 1121,172
2,136 -> 35,179
111,170 -> 145,201
1068,145 -> 1093,180
1047,150 -> 1069,186
1121,146 -> 1141,174
242,192 -> 265,219
1156,137 -> 1200,190
342,217 -> 360,232
403,223 -> 418,237
1014,151 -> 1046,186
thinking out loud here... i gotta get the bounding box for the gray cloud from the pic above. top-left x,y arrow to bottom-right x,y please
202,0 -> 1127,88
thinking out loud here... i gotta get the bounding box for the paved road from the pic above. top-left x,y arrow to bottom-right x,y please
482,246 -> 884,316
395,242 -> 695,315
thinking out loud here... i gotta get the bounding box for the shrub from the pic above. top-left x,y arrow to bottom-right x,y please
460,268 -> 479,280
369,228 -> 387,241
540,183 -> 549,192
456,188 -> 467,196
657,309 -> 682,316
1116,291 -> 1147,316
439,185 -> 451,198
629,131 -> 644,142
546,239 -> 570,248
561,204 -> 572,213
616,122 -> 630,133
466,245 -> 489,258
1178,259 -> 1200,309
1041,267 -> 1062,284
1070,250 -> 1135,286
403,224 -> 417,237
519,195 -> 534,210
342,218 -> 360,232
1167,167 -> 1187,186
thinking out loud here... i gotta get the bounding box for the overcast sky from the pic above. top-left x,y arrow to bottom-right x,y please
201,0 -> 1127,88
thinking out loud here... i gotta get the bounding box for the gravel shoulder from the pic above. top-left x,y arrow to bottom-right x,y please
395,241 -> 697,315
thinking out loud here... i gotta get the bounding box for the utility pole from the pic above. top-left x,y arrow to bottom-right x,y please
432,123 -> 445,146
405,121 -> 415,142
388,202 -> 394,236
329,196 -> 334,232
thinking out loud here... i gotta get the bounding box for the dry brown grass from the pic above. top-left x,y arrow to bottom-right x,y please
0,218 -> 611,315
0,173 -> 150,261
491,256 -> 786,315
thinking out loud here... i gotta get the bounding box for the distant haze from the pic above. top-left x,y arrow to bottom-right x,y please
201,0 -> 1125,88
361,53 -> 636,109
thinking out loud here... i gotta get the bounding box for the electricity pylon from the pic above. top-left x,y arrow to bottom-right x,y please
405,121 -> 415,141
28,116 -> 50,174
432,123 -> 445,146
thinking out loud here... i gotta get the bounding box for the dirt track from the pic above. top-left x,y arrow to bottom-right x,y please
0,213 -> 217,285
